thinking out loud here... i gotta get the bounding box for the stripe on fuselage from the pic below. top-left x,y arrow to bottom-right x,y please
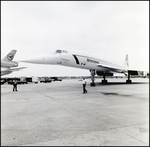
72,55 -> 79,64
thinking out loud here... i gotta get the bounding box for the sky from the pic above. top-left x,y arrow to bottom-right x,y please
1,1 -> 149,77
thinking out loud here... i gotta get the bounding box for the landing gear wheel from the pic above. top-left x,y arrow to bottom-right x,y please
90,83 -> 95,86
102,80 -> 107,84
126,80 -> 132,83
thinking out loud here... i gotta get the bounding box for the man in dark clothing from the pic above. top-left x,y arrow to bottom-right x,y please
13,80 -> 18,92
82,78 -> 87,93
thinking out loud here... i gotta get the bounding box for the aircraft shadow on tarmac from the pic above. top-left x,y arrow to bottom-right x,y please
100,92 -> 131,97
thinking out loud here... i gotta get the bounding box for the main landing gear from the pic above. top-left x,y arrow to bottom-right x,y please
90,70 -> 132,85
126,72 -> 132,83
101,74 -> 107,84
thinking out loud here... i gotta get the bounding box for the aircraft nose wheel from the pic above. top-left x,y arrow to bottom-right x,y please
90,70 -> 96,86
90,83 -> 95,86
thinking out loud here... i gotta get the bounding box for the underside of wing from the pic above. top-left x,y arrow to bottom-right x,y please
97,64 -> 148,77
9,67 -> 27,72
128,70 -> 149,76
1,67 -> 27,76
97,64 -> 127,73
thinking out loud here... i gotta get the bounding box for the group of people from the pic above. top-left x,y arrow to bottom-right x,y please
12,78 -> 88,93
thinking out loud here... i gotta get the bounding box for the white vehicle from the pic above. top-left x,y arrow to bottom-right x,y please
20,49 -> 148,86
1,50 -> 26,76
32,76 -> 39,84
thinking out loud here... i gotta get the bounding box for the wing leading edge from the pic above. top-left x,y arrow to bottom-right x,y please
1,67 -> 27,76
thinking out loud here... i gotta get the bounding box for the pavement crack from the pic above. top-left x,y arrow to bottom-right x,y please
32,88 -> 55,100
115,127 -> 148,146
111,122 -> 149,130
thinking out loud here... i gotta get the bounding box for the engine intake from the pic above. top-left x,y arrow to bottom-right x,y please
96,71 -> 113,76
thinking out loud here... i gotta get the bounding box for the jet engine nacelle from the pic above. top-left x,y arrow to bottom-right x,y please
128,70 -> 148,77
138,71 -> 149,78
96,71 -> 113,76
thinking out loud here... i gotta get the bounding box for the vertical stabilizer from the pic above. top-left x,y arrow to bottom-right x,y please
2,50 -> 17,61
123,54 -> 129,67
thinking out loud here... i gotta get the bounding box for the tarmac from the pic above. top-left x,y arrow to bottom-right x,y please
1,78 -> 149,146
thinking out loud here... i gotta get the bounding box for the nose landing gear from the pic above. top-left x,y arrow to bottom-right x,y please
90,70 -> 95,86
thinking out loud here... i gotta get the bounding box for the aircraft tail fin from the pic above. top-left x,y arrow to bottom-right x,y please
123,54 -> 129,67
2,50 -> 17,61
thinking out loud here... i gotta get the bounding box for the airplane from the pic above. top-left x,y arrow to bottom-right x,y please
20,49 -> 148,86
1,50 -> 27,76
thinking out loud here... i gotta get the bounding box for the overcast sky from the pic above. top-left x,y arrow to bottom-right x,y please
1,1 -> 149,77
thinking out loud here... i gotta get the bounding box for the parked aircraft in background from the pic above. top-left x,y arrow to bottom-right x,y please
20,49 -> 148,86
1,50 -> 26,76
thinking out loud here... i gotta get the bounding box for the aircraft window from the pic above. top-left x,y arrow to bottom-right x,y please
56,50 -> 62,53
63,50 -> 68,53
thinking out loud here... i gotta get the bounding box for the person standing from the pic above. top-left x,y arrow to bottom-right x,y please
13,80 -> 18,92
82,78 -> 87,93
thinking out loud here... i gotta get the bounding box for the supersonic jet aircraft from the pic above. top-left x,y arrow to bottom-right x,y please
20,49 -> 148,86
1,50 -> 27,76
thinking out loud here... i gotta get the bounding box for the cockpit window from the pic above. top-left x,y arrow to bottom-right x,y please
56,50 -> 62,53
63,50 -> 68,53
55,50 -> 68,54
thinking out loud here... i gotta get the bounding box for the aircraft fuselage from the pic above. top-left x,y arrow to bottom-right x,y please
22,50 -> 127,74
20,49 -> 148,85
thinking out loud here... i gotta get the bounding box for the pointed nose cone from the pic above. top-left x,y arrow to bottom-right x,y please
19,54 -> 58,64
20,55 -> 47,64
